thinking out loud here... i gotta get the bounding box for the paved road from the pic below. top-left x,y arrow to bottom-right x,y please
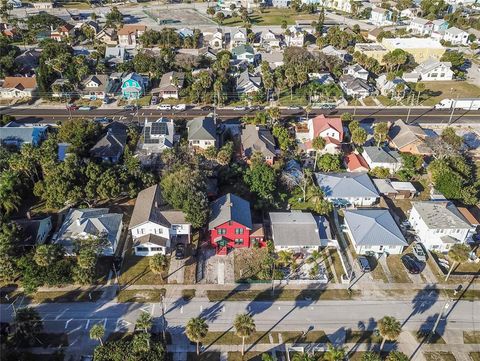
2,106 -> 480,125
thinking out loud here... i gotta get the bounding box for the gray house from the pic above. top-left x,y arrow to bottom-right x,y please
187,114 -> 218,150
270,211 -> 332,251
240,124 -> 276,164
90,122 -> 128,163
315,172 -> 379,207
343,209 -> 408,255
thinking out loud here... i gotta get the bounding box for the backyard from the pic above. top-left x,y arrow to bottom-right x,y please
220,8 -> 317,26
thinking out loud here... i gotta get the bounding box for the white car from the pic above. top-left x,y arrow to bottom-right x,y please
233,106 -> 246,111
157,104 -> 172,110
173,104 -> 186,111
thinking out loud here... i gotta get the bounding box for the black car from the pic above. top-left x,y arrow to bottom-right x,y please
201,105 -> 214,111
175,243 -> 185,260
94,117 -> 112,124
401,254 -> 421,274
357,256 -> 371,272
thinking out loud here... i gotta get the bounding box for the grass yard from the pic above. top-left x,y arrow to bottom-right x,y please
370,259 -> 389,283
117,289 -> 165,303
323,249 -> 336,283
386,255 -> 412,283
228,352 -> 264,361
362,97 -> 377,106
206,289 -> 358,302
376,95 -> 398,107
220,8 -> 316,26
136,95 -> 152,107
280,330 -> 328,343
423,352 -> 456,361
420,81 -> 480,106
329,248 -> 346,281
234,248 -> 270,282
470,352 -> 480,361
119,255 -> 168,286
345,330 -> 389,344
186,352 -> 221,361
198,330 -> 328,346
414,331 -> 446,344
464,331 -> 480,344
182,289 -> 196,301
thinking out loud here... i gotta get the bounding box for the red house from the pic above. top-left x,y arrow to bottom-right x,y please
209,193 -> 265,255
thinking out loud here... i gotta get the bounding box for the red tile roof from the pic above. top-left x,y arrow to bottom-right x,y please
310,114 -> 344,141
345,153 -> 369,172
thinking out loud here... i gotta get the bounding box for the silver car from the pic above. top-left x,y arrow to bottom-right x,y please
412,242 -> 427,262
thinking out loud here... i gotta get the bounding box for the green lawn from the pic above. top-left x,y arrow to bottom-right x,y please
117,289 -> 165,303
423,352 -> 456,361
329,248 -> 346,281
386,255 -> 412,283
119,255 -> 168,286
420,81 -> 480,106
464,331 -> 480,344
187,352 -> 221,361
206,289 -> 358,302
363,97 -> 377,106
414,331 -> 446,344
198,330 -> 327,346
370,259 -> 389,283
228,352 -> 264,361
219,8 -> 316,26
345,330 -> 389,344
470,352 -> 480,361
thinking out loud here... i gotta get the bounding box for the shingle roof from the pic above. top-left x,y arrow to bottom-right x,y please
208,193 -> 252,230
133,233 -> 169,247
2,76 -> 37,90
412,201 -> 473,229
270,211 -> 330,247
315,172 -> 379,199
345,153 -> 369,172
373,178 -> 398,195
90,123 -> 127,159
388,119 -> 427,149
240,125 -> 276,158
363,146 -> 401,164
344,209 -> 407,247
187,114 -> 217,141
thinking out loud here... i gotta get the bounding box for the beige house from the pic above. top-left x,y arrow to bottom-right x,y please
382,38 -> 445,63
117,24 -> 146,48
0,77 -> 37,99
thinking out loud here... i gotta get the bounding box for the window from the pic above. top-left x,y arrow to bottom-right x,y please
150,247 -> 162,252
235,228 -> 244,234
136,247 -> 148,252
234,239 -> 243,245
217,228 -> 226,235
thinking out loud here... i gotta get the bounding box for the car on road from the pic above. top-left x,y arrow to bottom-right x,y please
233,106 -> 247,111
357,256 -> 371,272
94,117 -> 112,124
157,104 -> 172,110
102,97 -> 110,105
201,105 -> 214,111
287,105 -> 302,110
401,254 -> 421,274
412,242 -> 427,262
250,105 -> 263,111
321,104 -> 336,109
173,104 -> 186,111
151,96 -> 159,106
175,243 -> 185,260
124,105 -> 136,111
66,104 -> 78,111
78,106 -> 92,111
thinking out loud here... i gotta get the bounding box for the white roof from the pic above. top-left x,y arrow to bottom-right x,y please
391,181 -> 417,192
383,37 -> 444,49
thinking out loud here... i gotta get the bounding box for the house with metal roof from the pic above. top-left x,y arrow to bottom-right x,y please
90,122 -> 128,164
408,201 -> 476,252
0,122 -> 48,148
343,209 -> 408,255
240,124 -> 276,164
361,146 -> 402,174
53,208 -> 123,256
315,172 -> 379,207
270,211 -> 332,252
129,185 -> 191,256
209,193 -> 264,255
140,118 -> 175,154
187,114 -> 218,150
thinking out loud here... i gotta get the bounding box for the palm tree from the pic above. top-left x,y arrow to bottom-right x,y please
89,322 -> 105,346
149,253 -> 168,275
234,313 -> 256,356
14,307 -> 43,345
135,313 -> 152,333
276,250 -> 294,267
378,316 -> 402,351
415,82 -> 425,105
361,351 -> 382,361
292,353 -> 316,361
386,351 -> 409,361
312,136 -> 326,171
33,244 -> 63,267
445,244 -> 470,281
305,104 -> 312,120
323,343 -> 346,361
267,107 -> 280,124
132,332 -> 151,353
186,317 -> 209,355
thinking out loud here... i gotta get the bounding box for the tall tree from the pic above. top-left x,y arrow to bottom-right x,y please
234,313 -> 256,356
89,323 -> 105,346
373,122 -> 389,146
135,313 -> 152,333
33,244 -> 63,267
149,253 -> 168,275
312,136 -> 326,171
323,344 -> 346,361
186,317 -> 209,355
445,244 -> 470,281
378,316 -> 402,350
14,307 -> 43,345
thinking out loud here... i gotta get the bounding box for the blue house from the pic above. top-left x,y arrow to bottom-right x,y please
0,122 -> 48,148
121,72 -> 146,99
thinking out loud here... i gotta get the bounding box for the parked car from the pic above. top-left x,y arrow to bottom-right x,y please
78,106 -> 92,111
173,104 -> 186,111
102,97 -> 110,105
157,104 -> 172,110
175,243 -> 185,260
201,105 -> 214,111
94,117 -> 112,124
151,96 -> 159,106
401,254 -> 421,274
287,105 -> 302,110
412,242 -> 427,262
233,106 -> 246,111
66,104 -> 78,111
124,105 -> 136,111
357,256 -> 371,272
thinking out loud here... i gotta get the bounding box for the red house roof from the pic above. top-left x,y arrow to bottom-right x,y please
310,114 -> 343,141
345,153 -> 369,172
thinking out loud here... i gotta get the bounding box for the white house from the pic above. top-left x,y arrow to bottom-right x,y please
187,114 -> 218,149
129,184 -> 191,256
302,114 -> 344,155
208,28 -> 224,49
344,209 -> 408,255
408,17 -> 433,35
369,7 -> 392,26
361,146 -> 402,174
0,77 -> 37,99
443,27 -> 470,45
231,28 -> 247,48
404,57 -> 454,83
315,172 -> 380,207
260,29 -> 281,48
376,74 -> 408,96
285,25 -> 304,47
409,201 -> 476,252
54,208 -> 123,256
117,24 -> 146,48
345,64 -> 369,81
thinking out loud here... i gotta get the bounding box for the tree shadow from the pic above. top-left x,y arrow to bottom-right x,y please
346,317 -> 377,356
402,284 -> 439,327
410,313 -> 446,360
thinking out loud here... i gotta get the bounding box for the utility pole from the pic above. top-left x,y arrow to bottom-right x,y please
447,91 -> 458,125
431,288 -> 459,340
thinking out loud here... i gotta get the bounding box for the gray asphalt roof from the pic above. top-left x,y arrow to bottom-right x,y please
363,146 -> 401,164
269,211 -> 331,247
133,233 -> 169,247
412,201 -> 473,229
208,193 -> 252,230
187,114 -> 217,141
315,172 -> 379,199
344,209 -> 408,247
